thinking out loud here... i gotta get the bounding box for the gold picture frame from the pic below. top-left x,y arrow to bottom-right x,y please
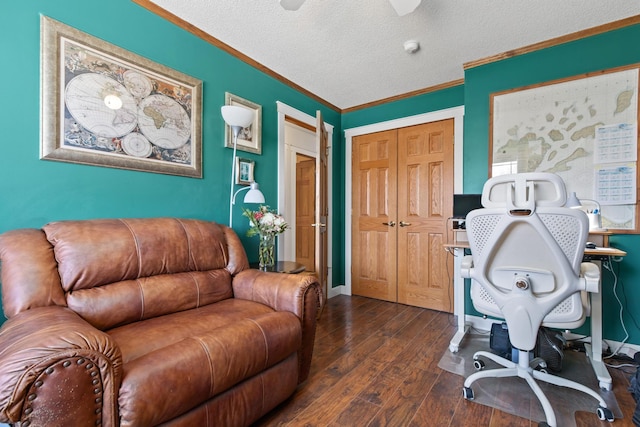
40,16 -> 203,178
224,92 -> 262,154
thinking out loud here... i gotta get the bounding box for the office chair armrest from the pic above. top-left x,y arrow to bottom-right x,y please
580,262 -> 600,293
461,255 -> 473,278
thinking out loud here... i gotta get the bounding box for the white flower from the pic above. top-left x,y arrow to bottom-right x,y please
242,205 -> 288,237
260,212 -> 276,226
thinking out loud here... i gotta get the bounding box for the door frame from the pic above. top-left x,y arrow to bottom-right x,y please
344,106 -> 465,297
282,123 -> 316,264
276,101 -> 335,294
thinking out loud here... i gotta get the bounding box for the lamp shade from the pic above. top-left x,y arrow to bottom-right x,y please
244,182 -> 265,203
565,191 -> 582,208
221,105 -> 254,128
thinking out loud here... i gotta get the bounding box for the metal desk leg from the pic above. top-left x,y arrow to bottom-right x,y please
584,269 -> 612,390
449,247 -> 469,353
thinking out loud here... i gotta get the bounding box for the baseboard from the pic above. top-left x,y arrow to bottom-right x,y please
328,284 -> 344,299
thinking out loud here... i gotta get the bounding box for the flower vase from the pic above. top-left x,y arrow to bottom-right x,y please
258,234 -> 276,269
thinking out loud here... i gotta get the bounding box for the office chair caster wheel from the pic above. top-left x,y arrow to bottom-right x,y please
531,357 -> 547,372
534,365 -> 548,374
596,406 -> 614,422
473,359 -> 485,370
462,386 -> 474,400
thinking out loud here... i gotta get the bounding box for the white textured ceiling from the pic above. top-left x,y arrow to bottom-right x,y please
148,0 -> 640,110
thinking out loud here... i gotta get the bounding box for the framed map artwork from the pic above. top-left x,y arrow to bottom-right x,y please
40,16 -> 203,178
490,65 -> 640,233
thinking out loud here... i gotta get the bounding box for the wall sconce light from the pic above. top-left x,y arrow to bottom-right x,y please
221,105 -> 265,227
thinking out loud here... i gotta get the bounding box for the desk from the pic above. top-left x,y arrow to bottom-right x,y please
249,261 -> 306,274
445,239 -> 626,391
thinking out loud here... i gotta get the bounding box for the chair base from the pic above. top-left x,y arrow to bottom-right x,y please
462,350 -> 614,427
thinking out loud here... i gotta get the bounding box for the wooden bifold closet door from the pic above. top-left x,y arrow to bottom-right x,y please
352,119 -> 454,312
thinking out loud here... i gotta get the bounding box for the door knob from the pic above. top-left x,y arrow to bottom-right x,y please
399,221 -> 412,227
382,221 -> 396,227
311,223 -> 327,227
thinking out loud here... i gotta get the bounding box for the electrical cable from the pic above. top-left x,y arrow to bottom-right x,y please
468,325 -> 491,335
605,362 -> 638,371
617,258 -> 640,331
601,256 -> 630,359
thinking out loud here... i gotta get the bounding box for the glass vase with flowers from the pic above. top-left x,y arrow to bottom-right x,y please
242,205 -> 288,269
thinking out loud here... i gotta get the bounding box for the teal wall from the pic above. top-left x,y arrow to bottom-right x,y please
0,1 -> 341,297
343,23 -> 640,345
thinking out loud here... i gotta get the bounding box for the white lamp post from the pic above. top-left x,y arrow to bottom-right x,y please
221,105 -> 265,227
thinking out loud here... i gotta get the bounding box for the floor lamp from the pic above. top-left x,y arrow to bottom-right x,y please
221,105 -> 265,227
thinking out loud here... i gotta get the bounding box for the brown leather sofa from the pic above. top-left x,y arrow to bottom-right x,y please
0,218 -> 321,426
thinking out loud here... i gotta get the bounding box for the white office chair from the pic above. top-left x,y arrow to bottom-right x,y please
460,173 -> 614,427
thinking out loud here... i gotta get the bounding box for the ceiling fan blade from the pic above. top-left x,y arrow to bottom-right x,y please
279,0 -> 306,11
388,0 -> 421,16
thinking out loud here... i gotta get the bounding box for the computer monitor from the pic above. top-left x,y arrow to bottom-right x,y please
452,194 -> 483,219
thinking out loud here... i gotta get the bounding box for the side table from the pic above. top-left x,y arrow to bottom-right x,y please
249,261 -> 306,274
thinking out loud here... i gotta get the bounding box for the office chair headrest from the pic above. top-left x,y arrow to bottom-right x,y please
481,173 -> 567,212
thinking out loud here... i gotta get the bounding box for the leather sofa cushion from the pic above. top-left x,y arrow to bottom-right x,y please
109,299 -> 275,363
41,218 -> 249,330
159,354 -> 300,427
67,270 -> 234,330
114,301 -> 301,426
43,218 -> 232,292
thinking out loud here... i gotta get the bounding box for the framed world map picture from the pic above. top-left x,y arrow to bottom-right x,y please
40,16 -> 203,178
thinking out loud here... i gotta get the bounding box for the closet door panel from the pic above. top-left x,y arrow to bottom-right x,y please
397,120 -> 454,311
352,130 -> 398,302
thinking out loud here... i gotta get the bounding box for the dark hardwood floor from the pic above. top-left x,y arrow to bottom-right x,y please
256,295 -> 638,426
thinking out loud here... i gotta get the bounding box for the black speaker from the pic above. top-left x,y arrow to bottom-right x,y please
490,322 -> 512,359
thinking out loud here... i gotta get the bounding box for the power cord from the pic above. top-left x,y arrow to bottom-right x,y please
617,258 -> 640,331
602,256 -> 631,359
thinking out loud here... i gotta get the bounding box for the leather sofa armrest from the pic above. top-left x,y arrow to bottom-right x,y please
232,269 -> 321,382
0,306 -> 123,427
233,269 -> 321,316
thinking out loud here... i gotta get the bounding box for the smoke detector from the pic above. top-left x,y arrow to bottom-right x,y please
403,40 -> 420,54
